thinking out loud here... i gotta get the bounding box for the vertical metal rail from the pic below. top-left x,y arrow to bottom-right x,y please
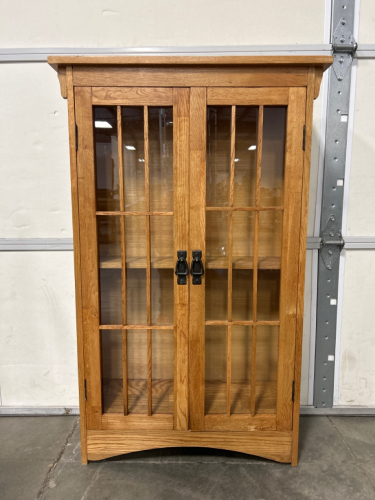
313,0 -> 357,408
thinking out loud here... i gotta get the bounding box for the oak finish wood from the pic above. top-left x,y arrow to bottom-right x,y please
207,87 -> 289,105
49,54 -> 333,68
87,429 -> 292,463
66,67 -> 87,464
51,56 -> 330,465
92,87 -> 173,105
276,87 -> 306,432
72,66 -> 310,89
291,68 -> 316,466
173,88 -> 190,431
189,87 -> 206,431
75,87 -> 102,430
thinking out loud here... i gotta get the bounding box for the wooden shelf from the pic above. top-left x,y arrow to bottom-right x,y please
100,256 -> 174,269
206,256 -> 280,270
100,255 -> 281,270
103,379 -> 174,414
103,379 -> 276,416
205,381 -> 277,415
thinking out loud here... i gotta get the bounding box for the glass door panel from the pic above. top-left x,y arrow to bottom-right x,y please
204,101 -> 286,420
94,103 -> 175,418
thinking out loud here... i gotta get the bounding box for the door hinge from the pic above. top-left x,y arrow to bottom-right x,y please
292,380 -> 295,403
84,379 -> 87,401
332,17 -> 357,81
320,215 -> 345,270
302,125 -> 306,151
75,124 -> 78,151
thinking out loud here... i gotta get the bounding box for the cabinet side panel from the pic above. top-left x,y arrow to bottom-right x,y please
276,87 -> 306,432
189,88 -> 206,430
67,68 -> 87,463
173,88 -> 190,430
292,69 -> 315,466
75,86 -> 102,430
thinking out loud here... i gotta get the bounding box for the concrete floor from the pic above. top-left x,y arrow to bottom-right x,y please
0,416 -> 374,499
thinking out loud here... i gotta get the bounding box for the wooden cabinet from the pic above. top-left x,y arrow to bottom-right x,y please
49,55 -> 332,466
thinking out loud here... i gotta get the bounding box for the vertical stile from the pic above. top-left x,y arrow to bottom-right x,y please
117,106 -> 128,415
250,105 -> 263,416
144,106 -> 152,415
227,105 -> 236,416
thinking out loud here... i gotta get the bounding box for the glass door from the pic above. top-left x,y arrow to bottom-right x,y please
75,87 -> 190,430
189,87 -> 306,432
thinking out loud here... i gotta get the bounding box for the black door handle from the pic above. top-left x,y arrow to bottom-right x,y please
174,251 -> 189,285
190,250 -> 204,285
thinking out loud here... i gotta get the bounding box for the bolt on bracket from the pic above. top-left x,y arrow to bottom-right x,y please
332,17 -> 357,81
320,215 -> 345,270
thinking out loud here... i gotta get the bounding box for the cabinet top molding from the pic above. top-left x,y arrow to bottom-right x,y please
48,54 -> 333,70
49,55 -> 332,100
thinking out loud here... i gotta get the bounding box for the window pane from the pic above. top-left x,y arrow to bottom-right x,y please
260,107 -> 286,206
233,106 -> 258,207
122,107 -> 145,212
205,326 -> 227,414
101,330 -> 123,413
255,326 -> 279,414
97,216 -> 122,325
150,216 -> 174,325
206,106 -> 231,207
94,107 -> 119,211
149,107 -> 173,212
127,329 -> 148,414
152,330 -> 174,414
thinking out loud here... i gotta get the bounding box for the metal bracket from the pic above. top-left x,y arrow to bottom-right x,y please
332,18 -> 357,81
320,215 -> 345,269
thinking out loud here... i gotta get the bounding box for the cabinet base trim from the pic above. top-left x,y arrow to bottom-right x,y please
87,429 -> 292,463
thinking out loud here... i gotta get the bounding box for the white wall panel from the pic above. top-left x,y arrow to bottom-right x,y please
0,0 -> 325,48
339,251 -> 375,406
0,63 -> 72,238
0,252 -> 78,406
300,251 -> 314,405
308,93 -> 324,237
359,0 -> 375,44
346,60 -> 375,236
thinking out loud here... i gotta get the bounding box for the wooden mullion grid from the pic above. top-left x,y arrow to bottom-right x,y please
144,105 -> 153,417
205,320 -> 279,326
96,211 -> 173,216
206,206 -> 283,211
250,105 -> 263,417
100,324 -> 174,330
117,105 -> 128,416
226,105 -> 236,416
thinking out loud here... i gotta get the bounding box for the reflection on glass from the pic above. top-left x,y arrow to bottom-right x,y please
94,107 -> 119,211
231,326 -> 252,414
234,106 -> 258,207
206,211 -> 228,321
97,216 -> 122,324
257,211 -> 282,321
151,216 -> 174,325
152,330 -> 174,414
232,212 -> 255,321
255,326 -> 279,414
205,326 -> 227,414
101,330 -> 123,413
260,107 -> 287,206
127,329 -> 148,414
122,107 -> 145,212
125,216 -> 147,324
149,107 -> 174,212
207,106 -> 231,207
